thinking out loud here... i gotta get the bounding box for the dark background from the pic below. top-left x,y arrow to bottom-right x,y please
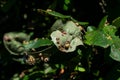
0,0 -> 120,79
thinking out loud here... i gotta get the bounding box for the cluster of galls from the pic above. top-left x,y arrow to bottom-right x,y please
24,52 -> 50,65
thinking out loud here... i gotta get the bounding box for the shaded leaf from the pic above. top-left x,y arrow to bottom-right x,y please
50,19 -> 65,31
77,49 -> 82,56
47,10 -> 70,18
63,4 -> 69,11
23,75 -> 29,80
44,67 -> 56,74
3,32 -> 30,55
117,77 -> 120,80
24,39 -> 53,49
98,16 -> 108,29
65,0 -> 71,4
74,66 -> 85,72
112,17 -> 120,28
70,17 -> 89,26
40,9 -> 70,18
110,37 -> 120,62
39,9 -> 89,26
63,0 -> 71,11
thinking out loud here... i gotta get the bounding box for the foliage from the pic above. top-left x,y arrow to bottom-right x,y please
1,0 -> 120,80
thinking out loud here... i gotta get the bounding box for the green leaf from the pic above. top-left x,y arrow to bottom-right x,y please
65,0 -> 71,4
93,70 -> 100,77
77,49 -> 82,55
23,75 -> 29,80
44,67 -> 56,74
103,25 -> 117,35
3,32 -> 30,55
98,16 -> 108,29
112,17 -> 120,28
85,30 -> 112,48
40,9 -> 70,18
85,24 -> 117,48
50,30 -> 83,52
77,21 -> 89,26
110,37 -> 120,62
63,0 -> 71,11
47,11 -> 70,18
50,20 -> 83,52
74,66 -> 85,72
50,19 -> 65,31
87,26 -> 96,32
70,17 -> 89,26
63,21 -> 82,37
24,39 -> 53,49
117,77 -> 120,80
63,4 -> 69,11
39,9 -> 89,26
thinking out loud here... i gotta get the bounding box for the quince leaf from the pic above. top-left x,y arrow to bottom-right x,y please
50,30 -> 83,52
63,21 -> 82,37
85,30 -> 112,48
110,36 -> 120,62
